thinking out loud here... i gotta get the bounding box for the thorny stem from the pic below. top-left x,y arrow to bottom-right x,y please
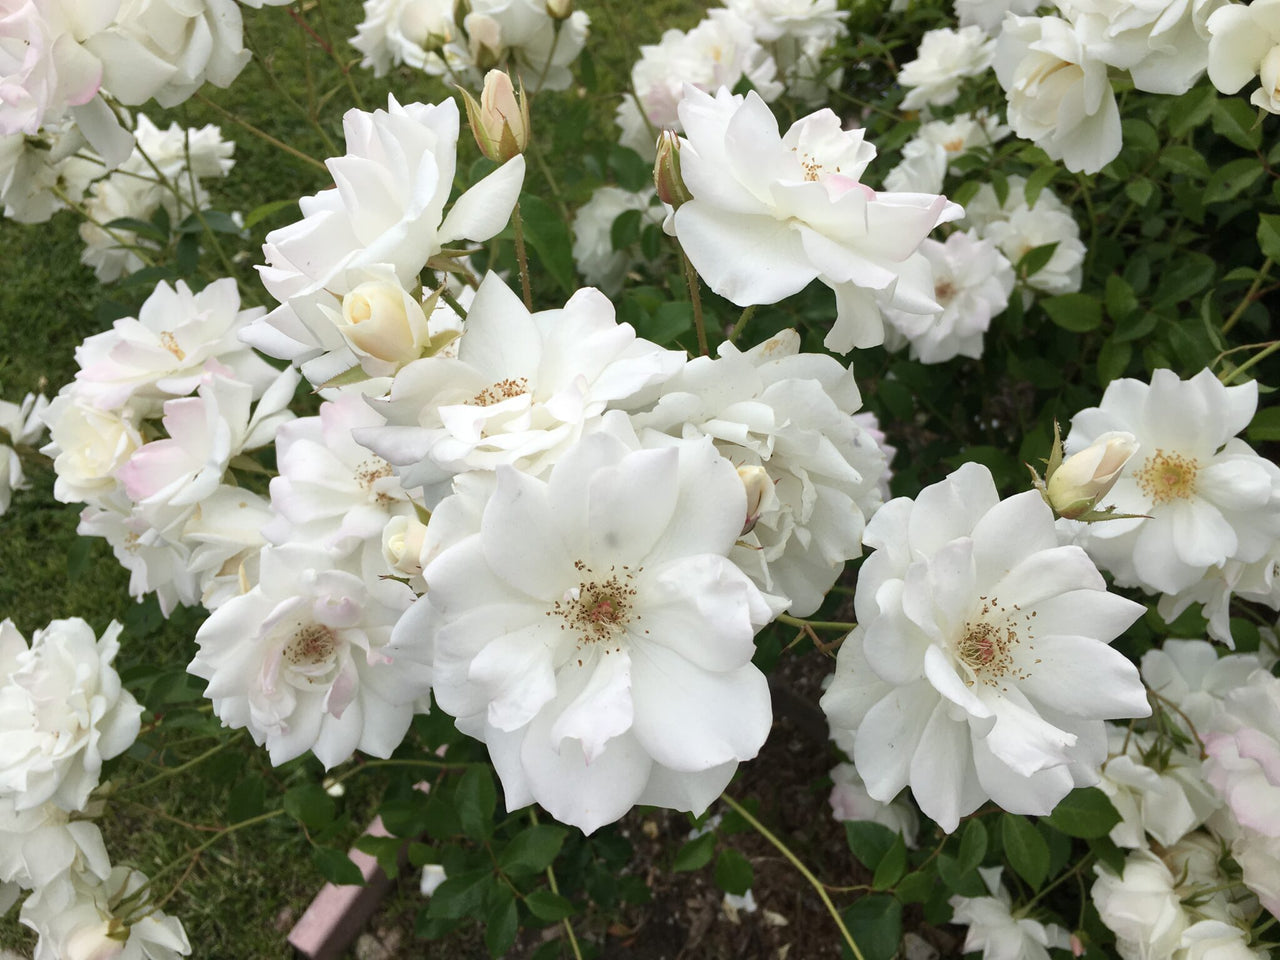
194,93 -> 329,172
511,199 -> 534,310
776,613 -> 857,632
330,756 -> 481,786
1222,258 -> 1272,335
1220,340 -> 1280,384
678,246 -> 709,356
720,793 -> 865,960
530,809 -> 584,960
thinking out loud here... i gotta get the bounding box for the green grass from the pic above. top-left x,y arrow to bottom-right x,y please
0,2 -> 710,955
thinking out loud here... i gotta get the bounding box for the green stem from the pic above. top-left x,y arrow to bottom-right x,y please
679,247 -> 708,356
529,810 -> 584,960
720,794 -> 864,960
119,734 -> 243,796
1222,258 -> 1272,335
527,136 -> 568,220
330,756 -> 480,786
142,809 -> 287,907
194,93 -> 329,173
315,0 -> 365,110
441,288 -> 470,320
51,186 -> 158,267
511,199 -> 533,310
777,614 -> 856,632
1220,340 -> 1280,384
727,304 -> 756,345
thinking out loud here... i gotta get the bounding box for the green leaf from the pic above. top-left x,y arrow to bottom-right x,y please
673,832 -> 716,872
714,848 -> 753,896
1212,98 -> 1263,150
244,198 -> 299,230
645,301 -> 694,345
1089,834 -> 1127,876
844,821 -> 898,872
67,537 -> 92,580
610,208 -> 642,251
957,819 -> 988,874
1115,310 -> 1160,343
428,870 -> 495,920
1204,157 -> 1264,204
1158,146 -> 1210,180
227,775 -> 266,823
1001,814 -> 1050,889
1097,338 -> 1132,384
1123,178 -> 1153,207
1153,253 -> 1215,308
312,846 -> 364,886
1044,787 -> 1121,838
840,894 -> 902,960
1043,293 -> 1103,332
354,835 -> 404,880
455,766 -> 497,841
518,194 -> 575,294
895,870 -> 934,904
1104,274 -> 1138,323
177,210 -> 243,235
284,783 -> 335,830
103,217 -> 169,243
871,834 -> 907,891
608,145 -> 652,192
485,886 -> 518,958
1023,166 -> 1057,208
1248,406 -> 1280,442
498,825 -> 568,876
524,889 -> 576,921
1258,213 -> 1280,262
1016,242 -> 1059,278
1165,84 -> 1216,138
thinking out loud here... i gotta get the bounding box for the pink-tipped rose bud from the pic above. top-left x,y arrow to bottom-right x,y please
1046,430 -> 1138,519
654,131 -> 691,211
460,69 -> 530,164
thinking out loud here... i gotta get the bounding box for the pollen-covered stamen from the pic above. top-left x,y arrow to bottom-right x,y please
159,331 -> 185,361
354,457 -> 395,504
934,280 -> 957,305
283,623 -> 337,680
471,377 -> 529,407
955,595 -> 1035,689
550,561 -> 643,652
1136,449 -> 1199,504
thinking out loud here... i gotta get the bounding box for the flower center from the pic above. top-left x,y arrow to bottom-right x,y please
956,596 -> 1036,688
551,561 -> 642,659
942,137 -> 965,154
1136,449 -> 1199,505
283,624 -> 336,674
471,377 -> 529,407
159,331 -> 185,361
934,280 -> 957,305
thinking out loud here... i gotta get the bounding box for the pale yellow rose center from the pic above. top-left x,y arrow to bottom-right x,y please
1136,449 -> 1199,505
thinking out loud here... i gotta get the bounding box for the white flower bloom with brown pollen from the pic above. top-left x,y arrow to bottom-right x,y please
1062,368 -> 1280,599
821,462 -> 1149,831
387,415 -> 782,832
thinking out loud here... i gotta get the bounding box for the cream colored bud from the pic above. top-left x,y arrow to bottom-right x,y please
1046,431 -> 1138,519
545,0 -> 573,19
654,131 -> 690,210
465,14 -> 503,70
400,4 -> 453,48
338,280 -> 428,367
64,921 -> 125,960
737,465 -> 774,535
382,515 -> 429,577
460,69 -> 529,163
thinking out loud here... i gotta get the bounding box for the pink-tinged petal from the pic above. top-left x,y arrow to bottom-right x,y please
520,721 -> 652,834
909,702 -> 983,832
630,641 -> 771,771
118,440 -> 191,500
972,734 -> 1076,817
482,467 -> 572,600
1235,729 -> 1280,787
586,447 -> 679,566
549,650 -> 634,763
854,680 -> 937,802
438,155 -> 526,244
673,204 -> 819,306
